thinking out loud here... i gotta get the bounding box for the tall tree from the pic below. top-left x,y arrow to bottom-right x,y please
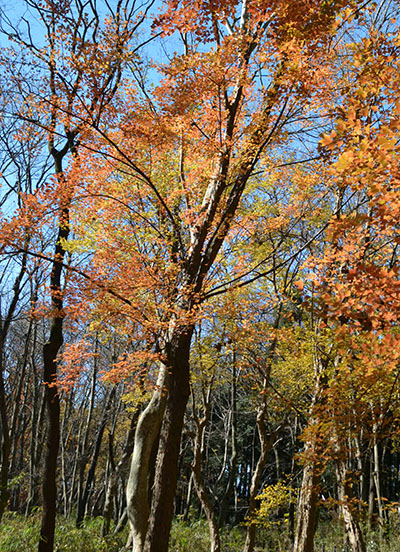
66,1 -> 356,550
0,1 -> 147,549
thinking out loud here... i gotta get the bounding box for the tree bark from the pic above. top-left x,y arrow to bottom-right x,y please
293,458 -> 320,552
0,249 -> 29,520
243,325 -> 280,552
39,312 -> 63,552
102,409 -> 138,536
38,148 -> 71,552
76,387 -> 116,527
371,421 -> 384,541
293,352 -> 328,552
76,359 -> 97,522
143,327 -> 193,552
335,456 -> 366,552
191,387 -> 221,552
218,359 -> 238,527
126,363 -> 167,551
243,410 -> 279,552
0,350 -> 11,522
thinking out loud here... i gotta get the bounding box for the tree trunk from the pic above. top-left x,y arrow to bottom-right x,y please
76,360 -> 97,522
218,359 -> 238,527
243,327 -> 280,552
293,352 -> 328,552
39,318 -> 63,552
76,387 -> 115,527
183,473 -> 194,520
191,387 -> 221,552
0,249 -> 29,520
143,327 -> 193,552
38,149 -> 71,552
243,412 -> 279,552
192,451 -> 221,552
126,363 -> 168,551
26,379 -> 46,515
102,409 -> 137,536
372,422 -> 384,542
293,458 -> 320,552
335,457 -> 366,552
0,351 -> 10,522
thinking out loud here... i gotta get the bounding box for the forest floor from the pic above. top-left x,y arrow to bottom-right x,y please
0,511 -> 398,551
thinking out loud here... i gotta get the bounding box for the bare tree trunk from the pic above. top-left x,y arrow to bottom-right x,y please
243,324 -> 280,552
76,360 -> 97,521
143,328 -> 193,552
102,409 -> 137,536
335,456 -> 366,552
183,473 -> 194,520
293,458 -> 320,552
0,249 -> 29,520
0,350 -> 11,521
243,409 -> 279,552
293,351 -> 328,552
38,144 -> 72,552
192,437 -> 221,552
218,359 -> 238,527
39,309 -> 63,552
368,451 -> 376,526
76,387 -> 116,527
126,363 -> 167,551
372,421 -> 384,542
68,404 -> 87,517
191,387 -> 221,552
60,390 -> 73,516
353,431 -> 367,508
26,299 -> 44,514
27,377 -> 46,515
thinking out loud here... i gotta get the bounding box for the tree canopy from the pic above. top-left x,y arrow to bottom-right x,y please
0,1 -> 400,552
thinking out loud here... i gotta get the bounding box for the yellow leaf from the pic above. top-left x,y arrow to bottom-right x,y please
335,150 -> 354,171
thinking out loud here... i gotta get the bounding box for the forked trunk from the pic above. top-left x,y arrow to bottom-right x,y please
143,328 -> 193,552
126,363 -> 167,552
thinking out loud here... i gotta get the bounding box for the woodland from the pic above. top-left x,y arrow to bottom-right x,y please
0,0 -> 400,551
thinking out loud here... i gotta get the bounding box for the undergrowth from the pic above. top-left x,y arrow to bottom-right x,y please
0,512 -> 128,551
1,511 -> 400,551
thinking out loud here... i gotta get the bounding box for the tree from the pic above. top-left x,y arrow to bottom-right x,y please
63,2 -> 357,550
4,2 -> 400,552
0,1 -> 146,549
294,5 -> 400,550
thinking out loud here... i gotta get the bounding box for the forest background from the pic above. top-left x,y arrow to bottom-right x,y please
0,1 -> 400,551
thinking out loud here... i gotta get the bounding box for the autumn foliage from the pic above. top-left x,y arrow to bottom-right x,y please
1,2 -> 400,552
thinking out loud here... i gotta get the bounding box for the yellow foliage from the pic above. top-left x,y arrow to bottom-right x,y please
122,386 -> 152,413
247,480 -> 297,528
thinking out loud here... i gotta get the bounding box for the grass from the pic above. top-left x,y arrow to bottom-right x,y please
1,511 -> 400,551
0,512 -> 128,552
